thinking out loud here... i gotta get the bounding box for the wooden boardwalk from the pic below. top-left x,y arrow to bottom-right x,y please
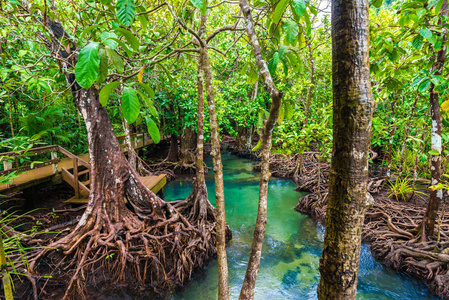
0,133 -> 166,203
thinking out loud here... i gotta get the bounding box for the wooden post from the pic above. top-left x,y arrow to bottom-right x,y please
73,157 -> 79,199
3,160 -> 13,187
51,150 -> 58,174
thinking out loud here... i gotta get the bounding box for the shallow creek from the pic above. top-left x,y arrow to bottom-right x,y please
165,154 -> 436,299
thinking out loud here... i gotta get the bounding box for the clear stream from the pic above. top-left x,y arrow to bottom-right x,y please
165,154 -> 436,300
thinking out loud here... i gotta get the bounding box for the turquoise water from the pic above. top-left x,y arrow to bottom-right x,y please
165,154 -> 436,300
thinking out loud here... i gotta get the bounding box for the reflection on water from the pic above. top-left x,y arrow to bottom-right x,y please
165,154 -> 436,300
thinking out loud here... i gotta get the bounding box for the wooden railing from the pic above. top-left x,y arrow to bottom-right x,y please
0,145 -> 60,176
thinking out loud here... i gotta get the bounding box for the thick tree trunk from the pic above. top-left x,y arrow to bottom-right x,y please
317,0 -> 374,298
421,1 -> 447,240
239,1 -> 283,299
166,133 -> 179,162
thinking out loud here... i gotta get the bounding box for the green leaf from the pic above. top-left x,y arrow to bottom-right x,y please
268,52 -> 281,76
145,116 -> 160,144
122,87 -> 141,124
115,28 -> 139,52
252,140 -> 262,151
274,0 -> 290,24
277,103 -> 285,124
97,48 -> 108,84
8,0 -> 20,5
418,79 -> 431,93
116,0 -> 135,27
136,90 -> 158,118
291,0 -> 306,18
285,102 -> 294,119
278,46 -> 289,58
190,0 -> 207,15
248,69 -> 258,84
429,149 -> 440,156
137,82 -> 155,99
436,0 -> 445,15
372,0 -> 383,8
137,6 -> 148,30
284,20 -> 299,44
99,81 -> 121,106
75,42 -> 100,89
412,34 -> 423,50
105,46 -> 124,73
81,25 -> 101,39
100,31 -> 118,49
108,38 -> 132,57
420,28 -> 432,39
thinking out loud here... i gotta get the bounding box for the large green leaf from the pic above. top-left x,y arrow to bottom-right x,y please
372,0 -> 383,8
291,0 -> 306,17
418,79 -> 430,93
420,28 -> 432,40
190,0 -> 207,15
284,20 -> 299,43
136,90 -> 158,118
116,0 -> 135,27
108,38 -> 133,57
115,28 -> 139,51
412,34 -> 423,50
273,0 -> 290,24
145,116 -> 160,144
122,87 -> 141,124
100,31 -> 118,49
97,48 -> 108,84
75,42 -> 100,89
277,102 -> 285,124
105,46 -> 124,73
137,82 -> 155,99
99,81 -> 121,106
268,52 -> 281,76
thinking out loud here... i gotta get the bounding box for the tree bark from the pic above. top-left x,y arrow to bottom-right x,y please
317,0 -> 374,298
166,133 -> 179,162
197,9 -> 230,300
122,117 -> 138,171
421,0 -> 448,240
238,1 -> 283,299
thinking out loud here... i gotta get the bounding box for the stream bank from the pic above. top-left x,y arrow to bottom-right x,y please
228,139 -> 449,299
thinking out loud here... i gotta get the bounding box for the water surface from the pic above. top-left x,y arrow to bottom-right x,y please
165,154 -> 436,299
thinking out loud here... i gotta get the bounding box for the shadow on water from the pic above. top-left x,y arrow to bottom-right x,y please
164,153 -> 437,300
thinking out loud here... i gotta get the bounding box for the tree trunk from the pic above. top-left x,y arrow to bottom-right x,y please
421,0 -> 448,240
239,1 -> 283,299
174,25 -> 215,224
201,43 -> 230,300
166,133 -> 179,162
24,13 -> 218,299
122,117 -> 138,171
317,0 -> 374,298
180,126 -> 196,167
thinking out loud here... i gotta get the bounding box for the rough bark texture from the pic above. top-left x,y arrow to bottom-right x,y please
422,0 -> 447,239
122,117 -> 138,171
166,133 -> 179,162
180,126 -> 197,167
317,0 -> 375,298
238,1 -> 283,299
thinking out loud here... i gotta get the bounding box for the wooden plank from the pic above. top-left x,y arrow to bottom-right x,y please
61,168 -> 90,198
0,158 -> 60,176
64,196 -> 89,204
139,174 -> 166,194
